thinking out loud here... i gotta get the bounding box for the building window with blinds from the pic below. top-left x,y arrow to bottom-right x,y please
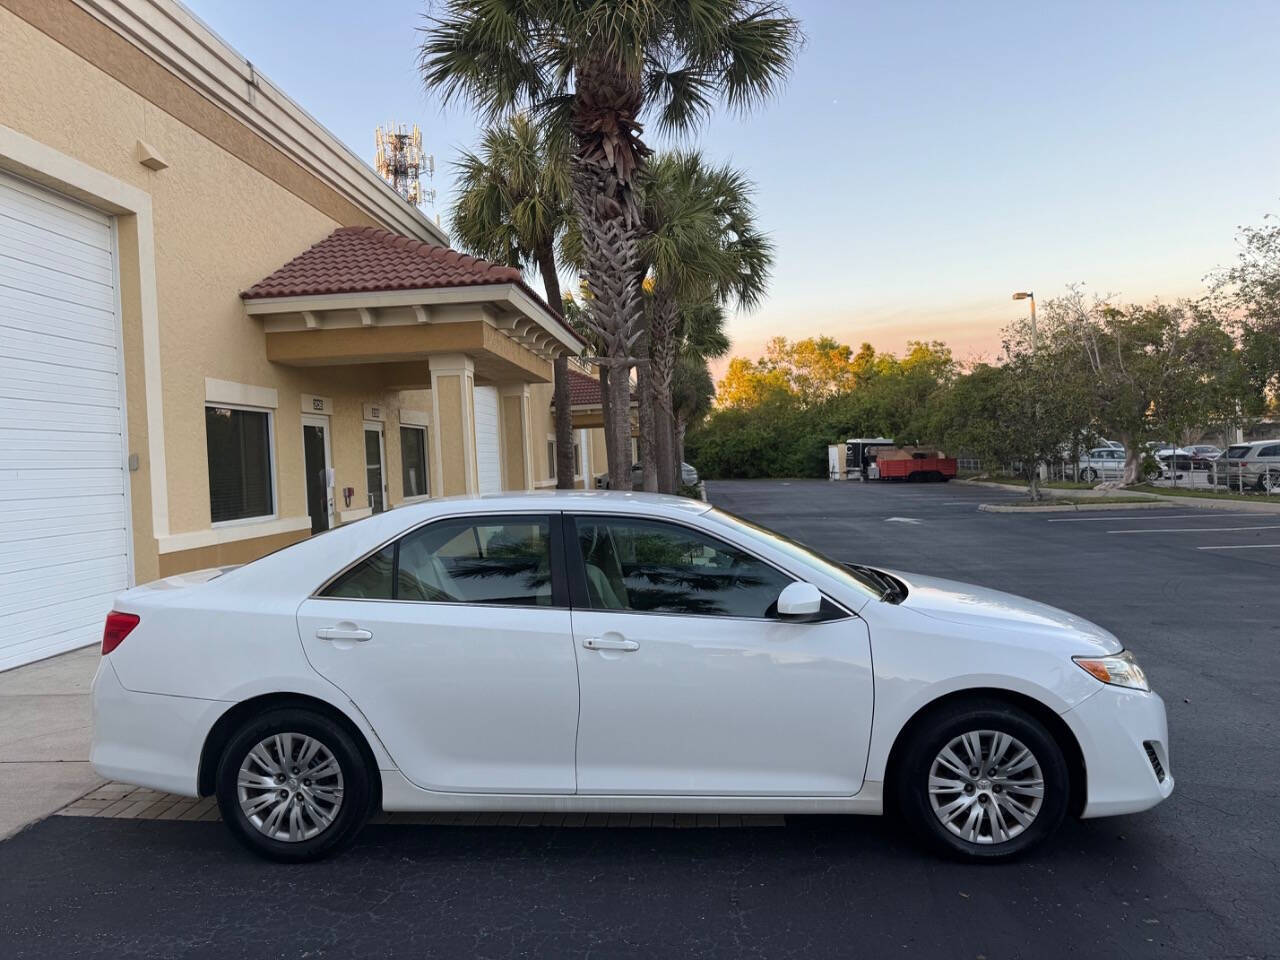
401,425 -> 429,498
205,406 -> 275,523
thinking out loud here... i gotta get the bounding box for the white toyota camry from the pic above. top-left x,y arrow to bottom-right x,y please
91,492 -> 1172,862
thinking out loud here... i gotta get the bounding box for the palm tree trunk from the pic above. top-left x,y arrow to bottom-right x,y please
599,363 -> 614,488
569,57 -> 646,491
604,361 -> 633,488
636,353 -> 658,492
649,287 -> 678,493
676,415 -> 689,481
535,247 -> 576,491
655,403 -> 676,492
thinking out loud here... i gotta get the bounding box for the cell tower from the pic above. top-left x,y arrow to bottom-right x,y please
374,123 -> 435,211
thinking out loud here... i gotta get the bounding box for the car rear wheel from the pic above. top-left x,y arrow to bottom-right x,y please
1081,467 -> 1098,482
895,699 -> 1069,861
1262,470 -> 1280,493
215,707 -> 372,862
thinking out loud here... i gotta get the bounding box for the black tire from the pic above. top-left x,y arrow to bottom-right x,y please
215,707 -> 372,862
1081,467 -> 1098,482
894,698 -> 1069,862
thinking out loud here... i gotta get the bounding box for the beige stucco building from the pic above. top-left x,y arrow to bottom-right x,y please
0,0 -> 608,669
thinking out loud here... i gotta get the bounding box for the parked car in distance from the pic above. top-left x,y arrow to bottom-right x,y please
1078,447 -> 1164,483
1156,444 -> 1221,470
1211,441 -> 1280,491
92,492 -> 1172,863
596,462 -> 700,489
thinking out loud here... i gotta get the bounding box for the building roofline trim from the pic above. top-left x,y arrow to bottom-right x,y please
74,0 -> 448,245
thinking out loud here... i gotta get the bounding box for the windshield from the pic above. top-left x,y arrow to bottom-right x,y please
707,507 -> 888,602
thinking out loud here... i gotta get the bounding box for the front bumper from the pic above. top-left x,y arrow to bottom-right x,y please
91,658 -> 227,797
1062,684 -> 1174,818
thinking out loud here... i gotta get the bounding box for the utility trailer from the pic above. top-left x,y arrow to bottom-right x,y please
846,438 -> 957,482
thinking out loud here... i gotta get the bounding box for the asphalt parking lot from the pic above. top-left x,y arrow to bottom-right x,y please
2,479 -> 1276,959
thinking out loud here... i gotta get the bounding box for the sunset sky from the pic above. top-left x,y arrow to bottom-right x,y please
193,0 -> 1280,374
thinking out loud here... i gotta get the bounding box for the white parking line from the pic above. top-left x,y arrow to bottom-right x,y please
1047,514 -> 1208,523
1198,543 -> 1280,551
1107,524 -> 1280,534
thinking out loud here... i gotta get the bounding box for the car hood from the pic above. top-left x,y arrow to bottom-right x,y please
885,570 -> 1123,655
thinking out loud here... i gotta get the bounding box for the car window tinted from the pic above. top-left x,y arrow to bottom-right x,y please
396,516 -> 553,606
323,544 -> 394,600
573,516 -> 792,618
1226,445 -> 1251,459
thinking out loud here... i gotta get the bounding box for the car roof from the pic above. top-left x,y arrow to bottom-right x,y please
398,489 -> 714,517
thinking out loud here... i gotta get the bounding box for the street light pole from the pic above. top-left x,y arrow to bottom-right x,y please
1012,291 -> 1036,349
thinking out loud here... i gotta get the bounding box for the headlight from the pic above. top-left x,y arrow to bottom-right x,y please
1073,650 -> 1149,692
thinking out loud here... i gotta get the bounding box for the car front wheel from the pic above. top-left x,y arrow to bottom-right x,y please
215,707 -> 372,862
895,699 -> 1069,861
1081,467 -> 1097,482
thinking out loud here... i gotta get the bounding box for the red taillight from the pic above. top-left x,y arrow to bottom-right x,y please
102,611 -> 139,655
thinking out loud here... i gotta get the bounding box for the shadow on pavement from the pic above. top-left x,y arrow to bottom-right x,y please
0,811 -> 1261,959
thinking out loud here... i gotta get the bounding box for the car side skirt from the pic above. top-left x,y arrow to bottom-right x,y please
379,771 -> 885,815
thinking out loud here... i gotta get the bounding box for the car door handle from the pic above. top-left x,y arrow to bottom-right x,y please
316,626 -> 372,642
582,637 -> 639,652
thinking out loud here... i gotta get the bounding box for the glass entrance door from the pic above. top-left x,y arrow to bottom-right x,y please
364,422 -> 386,514
302,415 -> 332,533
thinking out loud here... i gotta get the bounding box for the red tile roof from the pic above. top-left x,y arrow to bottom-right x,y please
243,225 -> 525,297
562,368 -> 637,407
567,368 -> 603,406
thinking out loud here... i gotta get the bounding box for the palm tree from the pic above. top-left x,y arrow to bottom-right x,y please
450,114 -> 579,488
420,0 -> 802,489
640,152 -> 772,491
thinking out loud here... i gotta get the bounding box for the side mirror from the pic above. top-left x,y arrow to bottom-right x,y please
777,581 -> 823,620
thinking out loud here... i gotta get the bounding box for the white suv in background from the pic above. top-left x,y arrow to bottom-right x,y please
1213,441 -> 1280,491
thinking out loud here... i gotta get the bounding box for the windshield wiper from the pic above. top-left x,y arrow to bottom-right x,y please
844,563 -> 906,604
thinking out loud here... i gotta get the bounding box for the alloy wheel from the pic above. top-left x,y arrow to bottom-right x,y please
237,732 -> 345,842
928,729 -> 1044,845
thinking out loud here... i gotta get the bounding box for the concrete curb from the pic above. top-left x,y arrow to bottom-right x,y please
956,478 -> 1280,513
978,501 -> 1175,514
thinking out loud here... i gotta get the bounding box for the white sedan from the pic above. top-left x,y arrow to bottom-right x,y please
92,493 -> 1172,862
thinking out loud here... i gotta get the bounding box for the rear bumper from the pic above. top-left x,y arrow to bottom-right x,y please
1062,685 -> 1174,818
90,658 -> 226,797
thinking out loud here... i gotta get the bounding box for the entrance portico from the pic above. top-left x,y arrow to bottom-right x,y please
242,227 -> 583,499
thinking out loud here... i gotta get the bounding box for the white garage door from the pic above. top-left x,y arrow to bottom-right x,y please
0,172 -> 130,671
473,385 -> 502,495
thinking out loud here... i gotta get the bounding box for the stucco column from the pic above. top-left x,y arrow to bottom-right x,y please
429,353 -> 477,496
498,383 -> 533,491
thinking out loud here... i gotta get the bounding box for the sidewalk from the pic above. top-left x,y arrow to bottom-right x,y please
956,477 -> 1280,512
0,647 -> 103,839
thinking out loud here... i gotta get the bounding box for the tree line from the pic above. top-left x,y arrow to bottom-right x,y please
688,215 -> 1280,496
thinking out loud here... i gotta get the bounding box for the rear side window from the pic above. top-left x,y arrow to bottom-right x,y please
321,515 -> 557,606
1260,445 -> 1280,458
323,544 -> 394,600
397,516 -> 554,606
1226,445 -> 1251,459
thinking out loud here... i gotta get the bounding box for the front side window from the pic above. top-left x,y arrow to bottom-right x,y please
573,516 -> 792,618
205,406 -> 273,523
400,426 -> 429,497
